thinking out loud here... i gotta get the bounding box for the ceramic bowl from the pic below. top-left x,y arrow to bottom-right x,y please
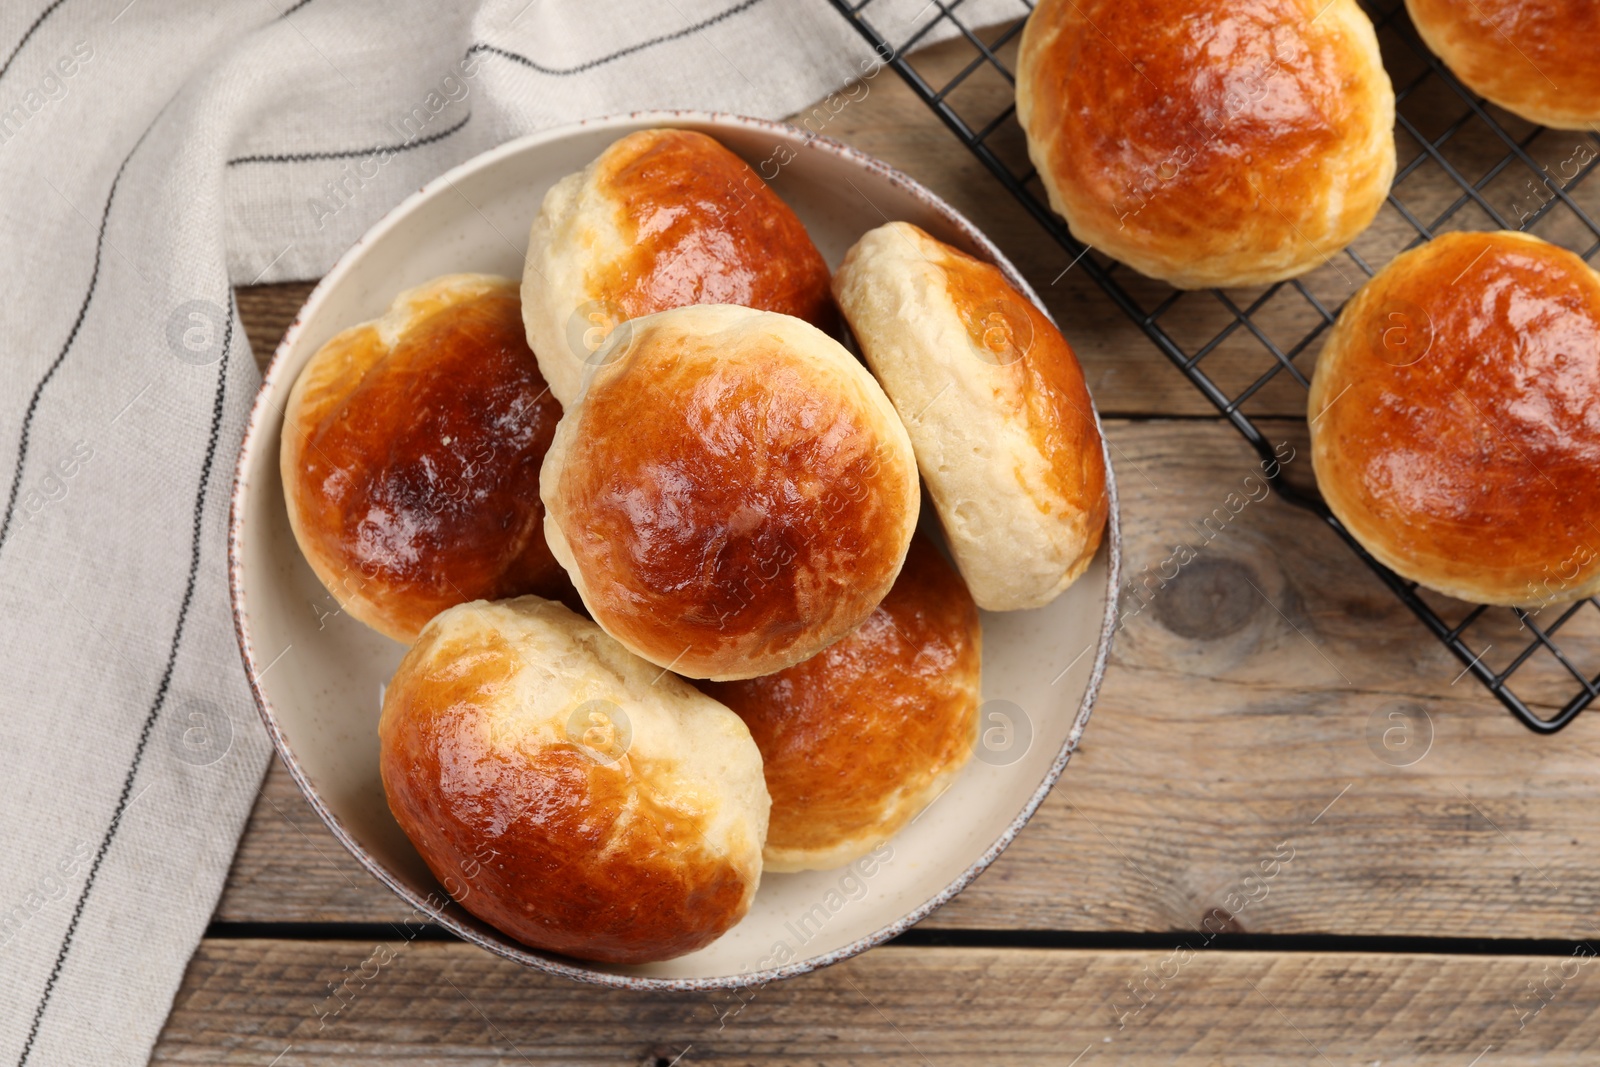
229,110 -> 1121,989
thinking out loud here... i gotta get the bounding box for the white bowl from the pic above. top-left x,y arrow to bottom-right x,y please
229,111 -> 1121,989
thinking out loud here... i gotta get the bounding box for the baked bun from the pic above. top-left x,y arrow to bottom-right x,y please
541,303 -> 919,681
1407,0 -> 1600,130
281,274 -> 572,642
1016,0 -> 1396,289
522,128 -> 835,406
704,535 -> 981,873
379,596 -> 769,964
1309,231 -> 1600,606
832,222 -> 1108,611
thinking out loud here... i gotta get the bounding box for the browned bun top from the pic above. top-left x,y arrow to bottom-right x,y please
543,304 -> 919,681
1407,0 -> 1600,129
1017,0 -> 1393,287
590,128 -> 835,332
703,535 -> 981,871
378,598 -> 767,964
1309,231 -> 1600,605
284,277 -> 572,641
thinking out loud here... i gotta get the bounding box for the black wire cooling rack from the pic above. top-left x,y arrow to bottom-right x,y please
827,0 -> 1600,733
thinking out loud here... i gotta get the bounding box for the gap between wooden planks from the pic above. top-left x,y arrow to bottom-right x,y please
153,942 -> 1600,1065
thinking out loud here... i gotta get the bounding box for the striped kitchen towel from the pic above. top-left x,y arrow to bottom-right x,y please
0,0 -> 1021,1063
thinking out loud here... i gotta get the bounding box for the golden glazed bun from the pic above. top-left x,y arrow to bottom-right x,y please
522,128 -> 836,406
281,274 -> 573,643
704,536 -> 981,873
1407,0 -> 1600,130
540,304 -> 920,681
1016,0 -> 1396,289
379,596 -> 770,964
1309,231 -> 1600,606
832,222 -> 1108,611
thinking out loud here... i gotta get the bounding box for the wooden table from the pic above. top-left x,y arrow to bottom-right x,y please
158,34 -> 1600,1065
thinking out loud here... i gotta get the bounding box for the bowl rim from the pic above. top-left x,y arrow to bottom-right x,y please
227,108 -> 1123,991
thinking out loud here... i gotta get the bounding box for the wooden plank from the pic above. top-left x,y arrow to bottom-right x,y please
237,281 -> 314,366
217,418 -> 1600,936
153,941 -> 1600,1064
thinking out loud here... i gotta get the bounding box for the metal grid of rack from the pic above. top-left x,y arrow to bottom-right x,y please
827,0 -> 1600,732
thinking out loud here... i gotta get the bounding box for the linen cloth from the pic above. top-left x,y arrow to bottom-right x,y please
0,0 -> 1022,1063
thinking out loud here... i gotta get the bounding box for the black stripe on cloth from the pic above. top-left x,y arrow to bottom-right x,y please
16,304 -> 235,1067
467,0 -> 769,77
0,120 -> 156,558
227,109 -> 470,166
0,0 -> 68,84
277,0 -> 317,17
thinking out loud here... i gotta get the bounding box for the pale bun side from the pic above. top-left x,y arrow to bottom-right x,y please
833,222 -> 1107,611
522,167 -> 628,407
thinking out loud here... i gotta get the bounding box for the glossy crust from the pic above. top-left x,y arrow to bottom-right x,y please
541,304 -> 920,681
379,596 -> 769,964
1407,0 -> 1600,130
704,536 -> 981,873
281,275 -> 573,643
1309,231 -> 1600,606
522,128 -> 836,405
832,222 -> 1109,611
1015,0 -> 1396,289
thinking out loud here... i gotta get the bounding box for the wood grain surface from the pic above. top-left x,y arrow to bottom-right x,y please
153,942 -> 1600,1064
194,21 -> 1600,1065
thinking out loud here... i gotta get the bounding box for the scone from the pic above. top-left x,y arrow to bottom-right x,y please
1016,0 -> 1396,289
541,303 -> 920,681
832,222 -> 1108,611
379,596 -> 770,964
1309,231 -> 1600,606
281,274 -> 572,643
704,535 -> 981,873
522,128 -> 835,405
1407,0 -> 1600,130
